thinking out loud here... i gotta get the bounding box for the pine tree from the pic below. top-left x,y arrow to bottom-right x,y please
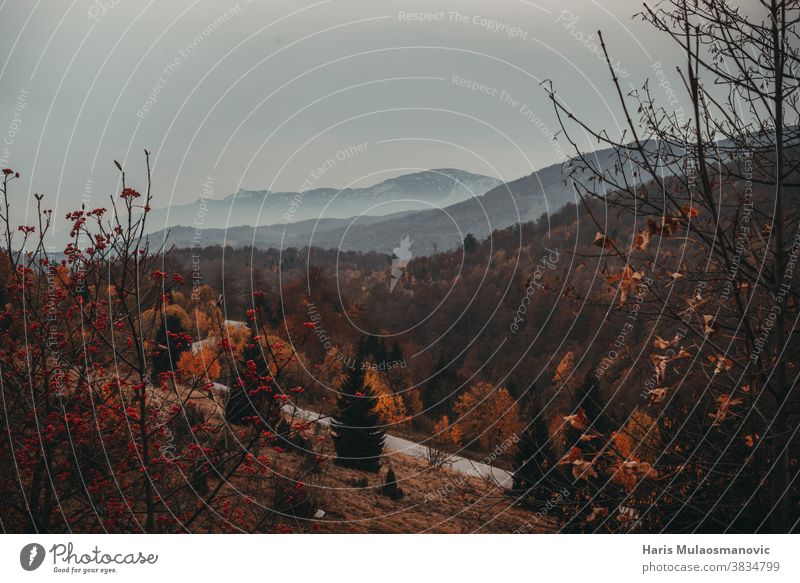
514,415 -> 553,500
423,351 -> 459,416
152,310 -> 190,377
363,335 -> 388,365
389,341 -> 404,365
331,338 -> 385,471
225,328 -> 271,425
513,389 -> 555,501
506,376 -> 521,399
463,233 -> 477,254
575,371 -> 611,437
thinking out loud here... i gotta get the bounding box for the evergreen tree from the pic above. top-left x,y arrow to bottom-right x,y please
331,338 -> 385,471
364,335 -> 388,365
225,328 -> 271,425
423,351 -> 459,416
463,233 -> 477,254
506,376 -> 521,399
513,389 -> 555,501
514,415 -> 553,500
152,310 -> 190,377
389,341 -> 404,364
380,467 -> 404,500
575,371 -> 611,436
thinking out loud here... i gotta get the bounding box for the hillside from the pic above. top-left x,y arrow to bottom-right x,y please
144,168 -> 501,233
157,145 -> 638,255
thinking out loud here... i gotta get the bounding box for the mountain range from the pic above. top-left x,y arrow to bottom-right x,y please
144,169 -> 501,233
151,147 -> 636,255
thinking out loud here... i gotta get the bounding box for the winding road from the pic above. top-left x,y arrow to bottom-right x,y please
284,404 -> 513,488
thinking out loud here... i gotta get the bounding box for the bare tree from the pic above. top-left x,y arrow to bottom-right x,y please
545,0 -> 800,532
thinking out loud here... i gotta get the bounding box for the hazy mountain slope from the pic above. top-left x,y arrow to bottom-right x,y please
153,211 -> 415,249
158,146 -> 637,255
300,145 -> 656,254
144,169 -> 501,233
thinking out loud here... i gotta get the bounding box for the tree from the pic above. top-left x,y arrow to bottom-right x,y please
151,305 -> 192,377
513,391 -> 555,503
546,0 -> 800,532
0,157 -> 317,533
225,324 -> 270,425
454,382 -> 522,450
463,233 -> 477,254
365,367 -> 408,425
423,351 -> 460,416
331,338 -> 385,471
427,415 -> 462,467
388,340 -> 404,364
177,347 -> 221,386
561,373 -> 624,529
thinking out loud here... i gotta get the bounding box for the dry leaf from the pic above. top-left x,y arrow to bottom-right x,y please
702,314 -> 716,337
558,447 -> 582,465
586,507 -> 609,523
710,354 -> 733,375
593,231 -> 614,250
563,409 -> 589,431
633,229 -> 650,251
647,387 -> 668,404
622,460 -> 658,479
680,204 -> 700,218
572,459 -> 598,481
709,393 -> 743,426
650,354 -> 668,384
653,335 -> 670,350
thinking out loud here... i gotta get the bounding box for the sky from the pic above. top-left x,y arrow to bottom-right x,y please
0,0 -> 687,225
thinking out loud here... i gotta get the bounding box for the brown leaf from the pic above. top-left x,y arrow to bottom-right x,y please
632,229 -> 650,251
653,335 -> 670,350
647,387 -> 668,404
572,459 -> 598,481
593,231 -> 614,250
680,204 -> 700,218
585,506 -> 609,523
622,460 -> 658,479
702,314 -> 716,337
563,409 -> 589,431
650,354 -> 668,384
558,447 -> 583,466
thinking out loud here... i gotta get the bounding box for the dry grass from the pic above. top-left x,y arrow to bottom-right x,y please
305,451 -> 547,533
174,385 -> 547,533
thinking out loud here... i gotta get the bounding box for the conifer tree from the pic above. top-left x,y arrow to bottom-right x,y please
513,388 -> 555,500
423,351 -> 459,416
331,338 -> 385,471
513,414 -> 554,494
463,233 -> 477,254
389,341 -> 404,365
152,310 -> 191,377
225,327 -> 271,425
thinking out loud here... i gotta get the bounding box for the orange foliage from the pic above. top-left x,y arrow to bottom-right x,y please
454,383 -> 521,449
177,347 -> 221,385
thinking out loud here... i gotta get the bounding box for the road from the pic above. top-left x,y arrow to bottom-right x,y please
284,405 -> 513,488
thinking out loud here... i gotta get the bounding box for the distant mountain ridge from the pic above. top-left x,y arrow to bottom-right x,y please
144,169 -> 502,233
152,146 -> 641,255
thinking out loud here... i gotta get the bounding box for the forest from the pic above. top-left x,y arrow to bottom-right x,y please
1,0 -> 799,533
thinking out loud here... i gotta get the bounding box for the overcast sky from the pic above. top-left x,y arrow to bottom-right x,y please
0,0 -> 688,224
